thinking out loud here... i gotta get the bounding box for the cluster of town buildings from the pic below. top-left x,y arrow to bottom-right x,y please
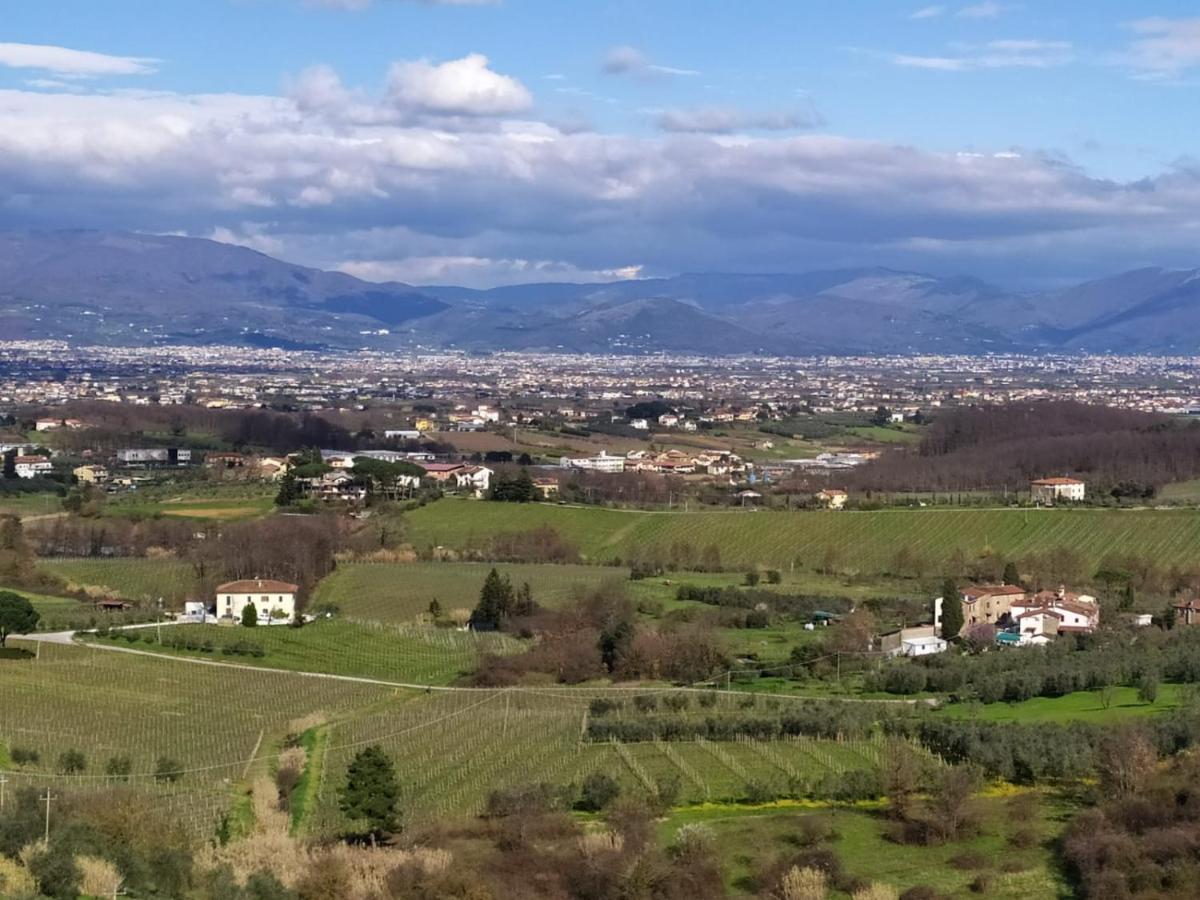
559,449 -> 748,478
7,342 -> 1200,417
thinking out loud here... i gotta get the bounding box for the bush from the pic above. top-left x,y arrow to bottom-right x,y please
662,693 -> 690,711
578,772 -> 620,812
57,749 -> 86,774
155,756 -> 183,783
588,698 -> 621,717
10,746 -> 39,765
633,694 -> 659,712
105,755 -> 133,780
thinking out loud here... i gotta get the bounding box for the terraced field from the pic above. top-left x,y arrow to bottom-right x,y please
405,499 -> 1200,574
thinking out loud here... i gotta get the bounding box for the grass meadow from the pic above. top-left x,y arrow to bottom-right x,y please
82,619 -> 523,686
663,791 -> 1074,898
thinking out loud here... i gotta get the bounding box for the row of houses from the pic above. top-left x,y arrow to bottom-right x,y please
559,449 -> 748,478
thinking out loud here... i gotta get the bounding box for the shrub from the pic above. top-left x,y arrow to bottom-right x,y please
10,746 -> 39,765
578,772 -> 620,812
662,693 -> 690,711
57,749 -> 86,774
155,756 -> 183,783
105,755 -> 132,781
633,694 -> 659,712
588,698 -> 621,717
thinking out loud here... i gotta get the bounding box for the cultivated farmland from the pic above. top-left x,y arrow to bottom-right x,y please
38,557 -> 200,603
0,639 -> 914,839
314,561 -> 630,623
404,499 -> 1200,575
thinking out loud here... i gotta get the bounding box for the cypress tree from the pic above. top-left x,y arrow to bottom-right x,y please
941,577 -> 964,639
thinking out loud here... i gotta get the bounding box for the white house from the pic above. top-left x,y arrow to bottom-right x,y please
14,455 -> 52,479
384,429 -> 422,440
1011,587 -> 1099,635
453,465 -> 492,498
560,451 -> 626,473
215,579 -> 298,625
899,635 -> 948,656
658,413 -> 680,428
629,418 -> 650,431
1030,477 -> 1085,504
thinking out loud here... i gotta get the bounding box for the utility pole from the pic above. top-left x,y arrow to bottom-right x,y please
42,789 -> 55,843
0,774 -> 7,813
156,597 -> 164,643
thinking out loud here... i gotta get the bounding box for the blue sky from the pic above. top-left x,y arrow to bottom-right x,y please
2,1 -> 1200,287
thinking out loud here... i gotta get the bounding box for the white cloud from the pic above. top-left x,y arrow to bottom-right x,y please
602,45 -> 699,79
910,6 -> 945,19
3,80 -> 1200,287
655,105 -> 819,134
386,53 -> 531,116
339,255 -> 643,287
890,39 -> 1072,70
0,42 -> 158,76
957,2 -> 1007,19
1124,18 -> 1200,78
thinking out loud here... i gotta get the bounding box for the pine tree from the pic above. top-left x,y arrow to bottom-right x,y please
1,449 -> 15,480
940,577 -> 964,639
338,745 -> 400,838
1002,561 -> 1020,586
241,601 -> 258,627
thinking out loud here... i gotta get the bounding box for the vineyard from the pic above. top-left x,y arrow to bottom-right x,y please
38,556 -> 201,603
0,640 -> 919,840
405,500 -> 1200,574
315,561 -> 630,623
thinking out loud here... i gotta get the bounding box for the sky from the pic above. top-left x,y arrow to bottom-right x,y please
2,1 -> 1200,289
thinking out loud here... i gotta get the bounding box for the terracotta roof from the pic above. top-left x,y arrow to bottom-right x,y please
1175,598 -> 1200,611
962,584 -> 1026,599
1031,477 -> 1084,486
216,579 -> 298,594
1017,608 -> 1064,620
420,463 -> 465,473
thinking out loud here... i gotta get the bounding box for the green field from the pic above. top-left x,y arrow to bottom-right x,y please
38,557 -> 200,603
665,792 -> 1073,898
404,499 -> 1200,574
83,619 -> 522,686
938,684 -> 1189,724
0,492 -> 63,518
315,561 -> 632,623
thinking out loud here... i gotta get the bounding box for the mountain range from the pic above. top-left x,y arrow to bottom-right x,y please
2,230 -> 1200,354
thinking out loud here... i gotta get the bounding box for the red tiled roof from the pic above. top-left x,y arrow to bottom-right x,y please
1031,477 -> 1084,486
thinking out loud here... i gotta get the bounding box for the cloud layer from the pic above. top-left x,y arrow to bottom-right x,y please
1,50 -> 1199,288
